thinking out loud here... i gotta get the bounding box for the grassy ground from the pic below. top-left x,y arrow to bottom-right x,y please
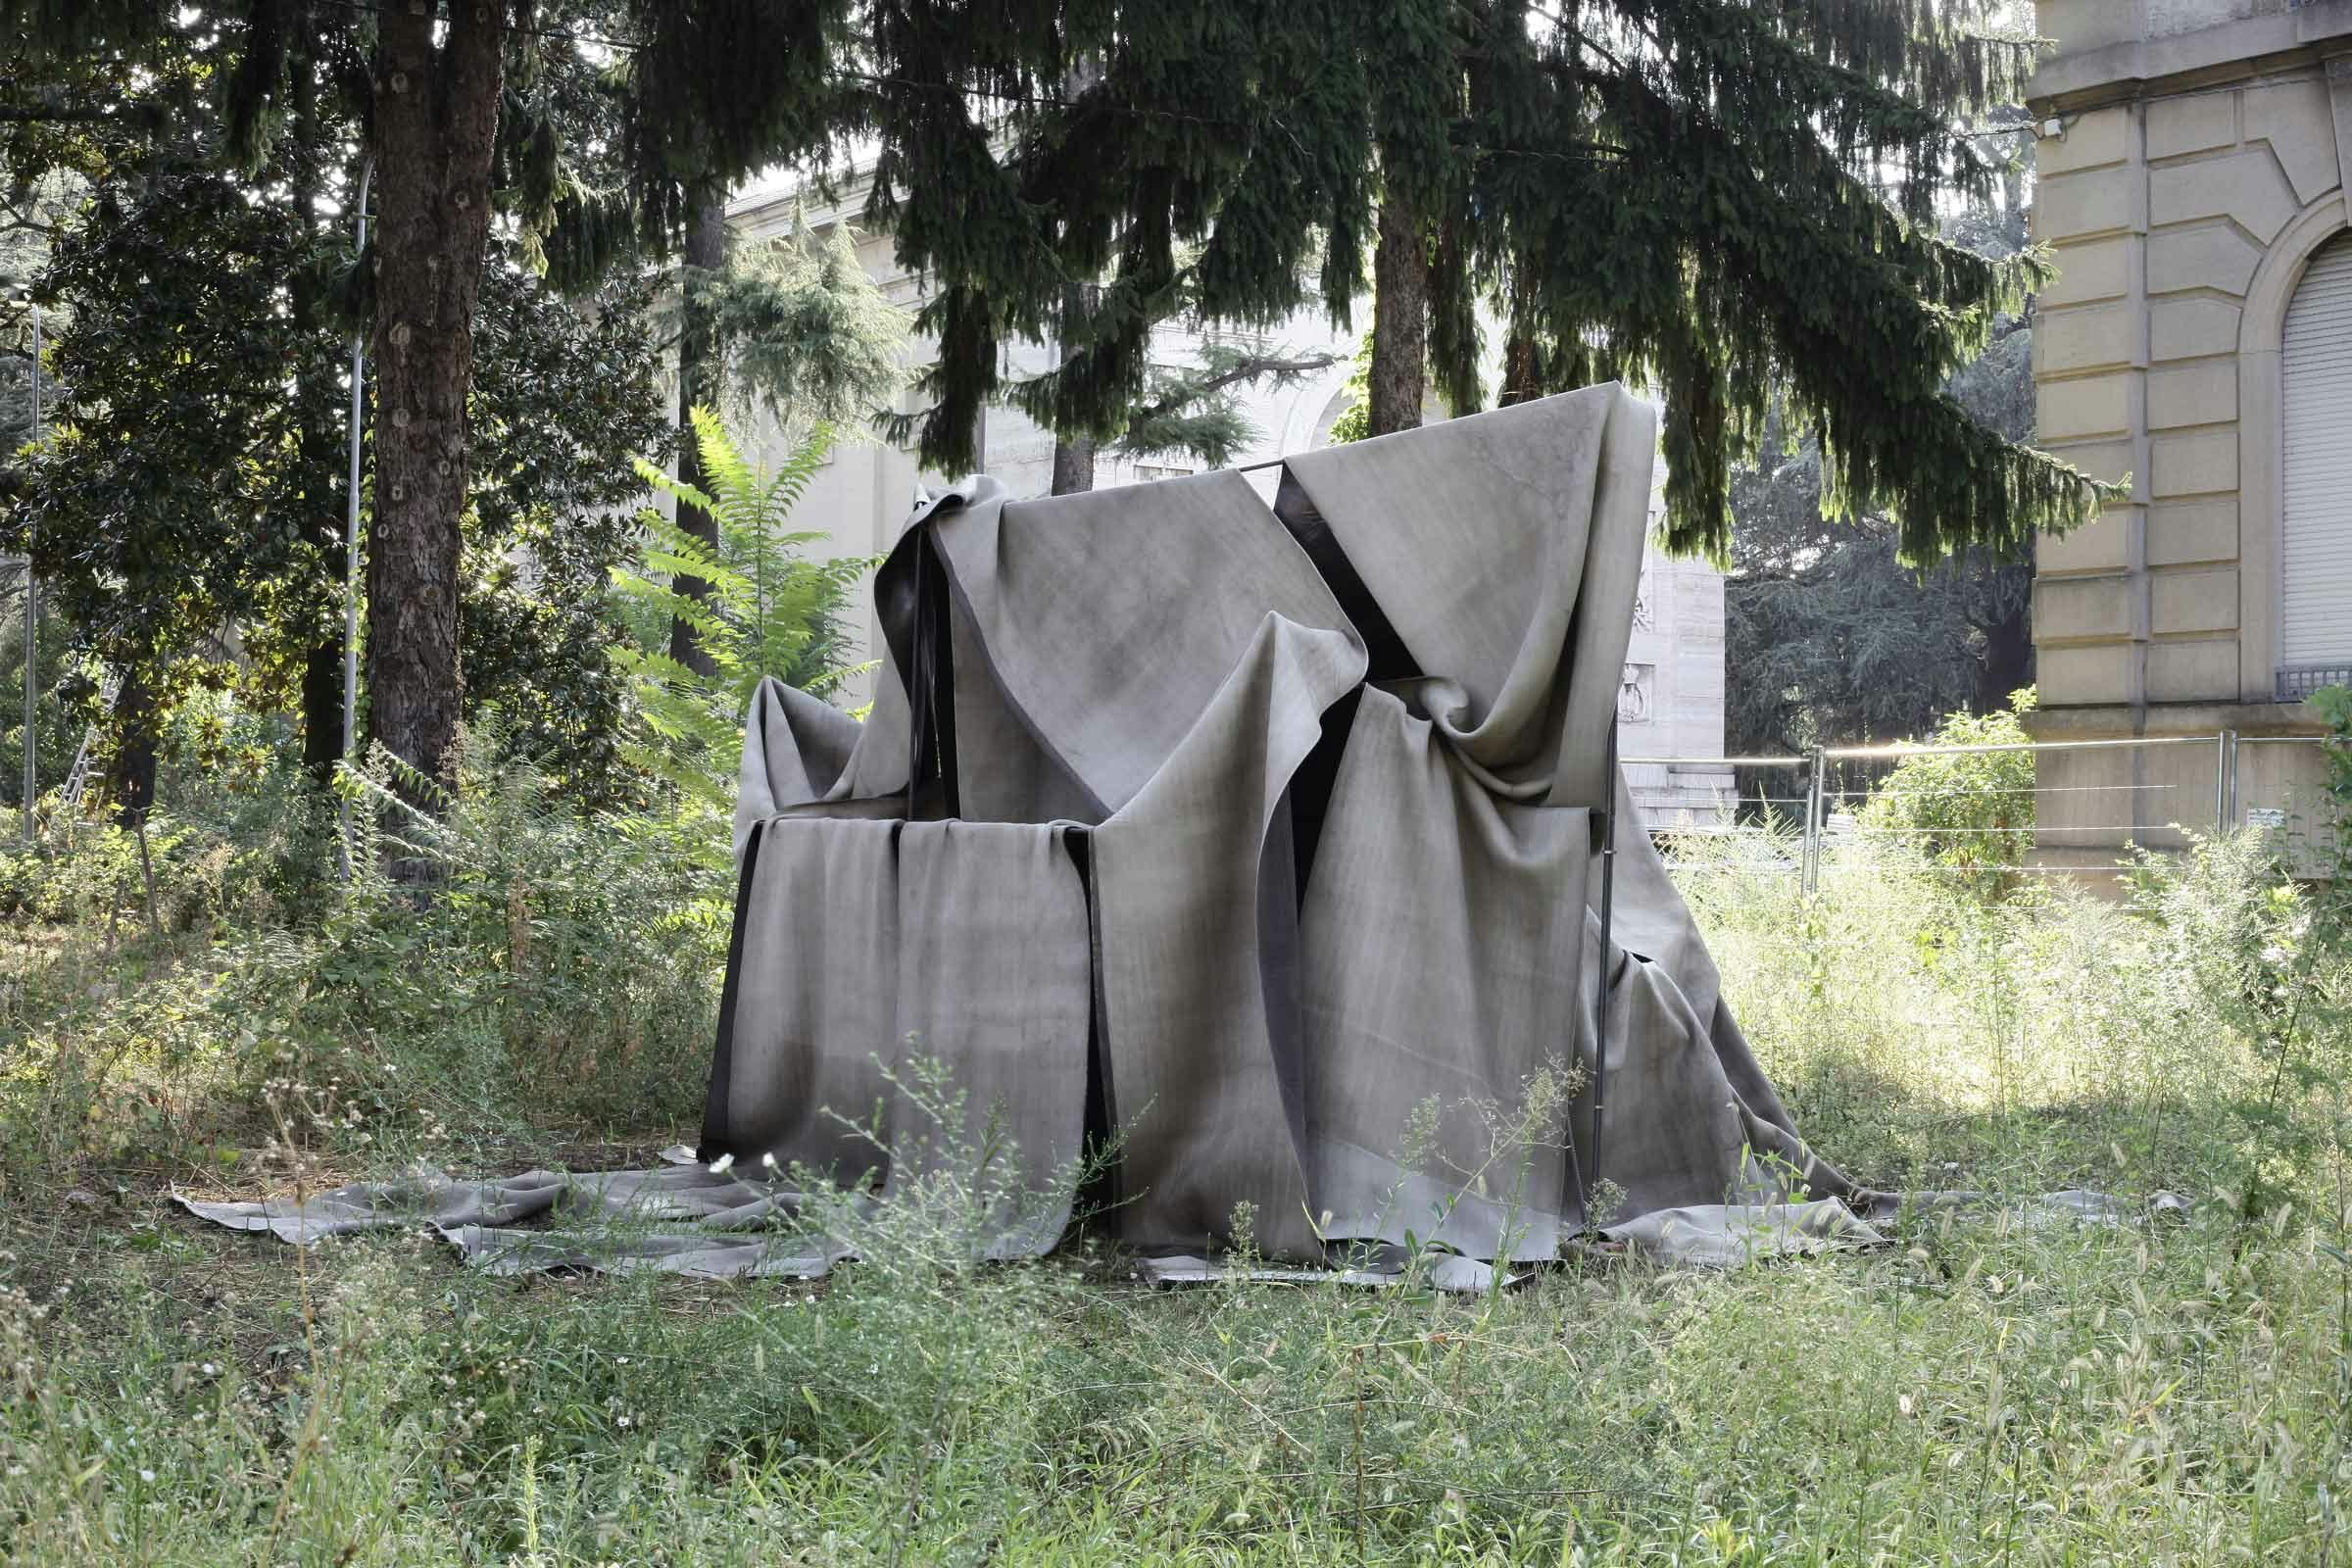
2,804 -> 2350,1565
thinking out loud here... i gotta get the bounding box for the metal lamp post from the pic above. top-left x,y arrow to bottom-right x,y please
17,289 -> 38,848
338,160 -> 373,879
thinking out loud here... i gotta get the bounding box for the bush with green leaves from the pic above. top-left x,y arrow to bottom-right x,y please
0,728 -> 732,1189
1859,686 -> 2037,899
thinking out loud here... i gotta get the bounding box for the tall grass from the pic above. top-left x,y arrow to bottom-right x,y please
0,732 -> 730,1189
3,796 -> 2351,1563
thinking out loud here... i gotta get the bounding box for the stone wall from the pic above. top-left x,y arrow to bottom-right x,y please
2027,0 -> 2351,860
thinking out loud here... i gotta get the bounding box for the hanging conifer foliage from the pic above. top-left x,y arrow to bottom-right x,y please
853,0 -> 2101,562
9,0 -> 2102,616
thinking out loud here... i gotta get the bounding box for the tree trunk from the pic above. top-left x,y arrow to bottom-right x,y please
291,42 -> 344,784
365,6 -> 504,796
300,645 -> 343,778
107,664 -> 157,829
667,187 -> 729,679
2002,128 -> 2029,250
1050,280 -> 1098,494
1050,436 -> 1096,495
1498,262 -> 1543,408
1978,570 -> 2035,712
1498,330 -> 1543,408
1368,189 -> 1429,438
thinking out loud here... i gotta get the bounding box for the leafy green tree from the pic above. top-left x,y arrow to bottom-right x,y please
11,129 -> 340,816
5,0 -> 864,798
11,111 -> 668,816
1321,335 -> 1378,447
612,408 -> 867,822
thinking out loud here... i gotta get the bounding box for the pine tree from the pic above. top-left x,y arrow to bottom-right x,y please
1725,126 -> 2040,761
1094,342 -> 1340,486
863,0 -> 2101,560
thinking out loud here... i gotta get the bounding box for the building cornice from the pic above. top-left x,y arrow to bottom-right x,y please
2029,1 -> 2352,113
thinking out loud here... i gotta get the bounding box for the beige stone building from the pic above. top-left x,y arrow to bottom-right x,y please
2027,0 -> 2352,865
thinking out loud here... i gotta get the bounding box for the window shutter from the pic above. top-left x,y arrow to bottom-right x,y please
2282,232 -> 2352,669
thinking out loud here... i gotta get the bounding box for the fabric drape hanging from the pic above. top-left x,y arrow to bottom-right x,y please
710,383 -> 1878,1265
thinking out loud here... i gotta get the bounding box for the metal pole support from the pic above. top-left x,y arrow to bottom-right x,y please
1800,745 -> 1825,896
2216,730 -> 2236,837
1590,717 -> 1619,1221
338,159 -> 373,882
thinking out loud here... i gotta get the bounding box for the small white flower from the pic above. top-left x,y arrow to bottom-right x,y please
760,1152 -> 777,1170
138,1469 -> 155,1483
199,1362 -> 217,1377
707,1153 -> 735,1175
2262,945 -> 2289,967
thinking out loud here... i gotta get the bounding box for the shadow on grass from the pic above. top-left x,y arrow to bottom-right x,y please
1771,1045 -> 2238,1200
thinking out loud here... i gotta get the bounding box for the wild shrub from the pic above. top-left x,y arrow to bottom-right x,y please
1671,821 -> 2273,1201
0,728 -> 732,1189
1858,685 -> 2036,899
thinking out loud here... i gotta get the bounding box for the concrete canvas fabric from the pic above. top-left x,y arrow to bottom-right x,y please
707,814 -> 1095,1259
714,382 -> 1881,1264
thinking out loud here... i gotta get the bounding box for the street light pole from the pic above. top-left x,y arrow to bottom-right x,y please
338,159 -> 372,880
21,296 -> 39,848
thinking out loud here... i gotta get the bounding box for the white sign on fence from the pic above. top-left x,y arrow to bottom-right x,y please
2247,808 -> 2287,829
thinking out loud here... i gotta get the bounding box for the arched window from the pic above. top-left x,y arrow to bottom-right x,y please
2280,230 -> 2352,699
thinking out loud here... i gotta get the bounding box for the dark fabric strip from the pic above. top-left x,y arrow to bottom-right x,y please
1062,826 -> 1120,1229
908,530 -> 960,818
698,817 -> 768,1161
1271,468 -> 1421,683
1255,795 -> 1313,1174
1284,685 -> 1362,901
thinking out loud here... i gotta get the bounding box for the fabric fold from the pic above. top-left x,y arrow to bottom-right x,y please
703,815 -> 1094,1255
1091,612 -> 1369,1257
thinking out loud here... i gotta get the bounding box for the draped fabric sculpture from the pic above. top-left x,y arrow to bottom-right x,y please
708,384 -> 1877,1267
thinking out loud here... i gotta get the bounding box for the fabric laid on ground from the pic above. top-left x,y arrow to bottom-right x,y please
180,383 -> 1912,1277
1603,1200 -> 1891,1269
174,1164 -> 851,1279
1134,1251 -> 1515,1295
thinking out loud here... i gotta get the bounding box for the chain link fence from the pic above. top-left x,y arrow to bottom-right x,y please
1630,731 -> 2338,889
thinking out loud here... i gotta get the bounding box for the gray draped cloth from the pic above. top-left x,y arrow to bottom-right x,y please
180,384 -> 1903,1277
711,383 -> 1884,1266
